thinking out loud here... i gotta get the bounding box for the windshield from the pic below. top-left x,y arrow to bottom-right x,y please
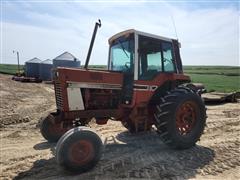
109,35 -> 134,72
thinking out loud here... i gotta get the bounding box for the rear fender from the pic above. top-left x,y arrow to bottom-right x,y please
184,83 -> 206,95
149,80 -> 189,104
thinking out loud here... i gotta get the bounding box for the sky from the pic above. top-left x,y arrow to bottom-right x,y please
1,0 -> 239,66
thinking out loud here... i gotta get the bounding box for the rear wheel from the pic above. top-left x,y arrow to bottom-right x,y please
56,127 -> 103,173
154,86 -> 206,149
40,113 -> 70,142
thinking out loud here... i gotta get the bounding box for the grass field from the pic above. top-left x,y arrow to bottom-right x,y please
184,66 -> 240,76
1,64 -> 239,92
184,66 -> 240,92
0,64 -> 24,75
187,73 -> 239,92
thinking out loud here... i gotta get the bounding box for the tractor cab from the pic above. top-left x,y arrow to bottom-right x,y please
108,29 -> 187,105
108,29 -> 183,77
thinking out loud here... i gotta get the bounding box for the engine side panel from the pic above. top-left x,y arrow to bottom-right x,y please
82,89 -> 121,110
53,67 -> 123,112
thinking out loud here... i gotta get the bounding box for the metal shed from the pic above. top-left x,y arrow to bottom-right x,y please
39,59 -> 53,81
53,52 -> 81,68
25,57 -> 41,78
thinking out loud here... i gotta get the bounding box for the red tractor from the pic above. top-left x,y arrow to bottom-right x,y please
40,20 -> 206,172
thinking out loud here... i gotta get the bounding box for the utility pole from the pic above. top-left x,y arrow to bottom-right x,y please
13,50 -> 20,75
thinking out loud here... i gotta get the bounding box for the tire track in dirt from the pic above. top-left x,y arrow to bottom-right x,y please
200,141 -> 240,176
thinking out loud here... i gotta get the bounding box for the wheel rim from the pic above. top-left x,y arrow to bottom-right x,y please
48,120 -> 65,136
176,101 -> 197,136
69,140 -> 94,165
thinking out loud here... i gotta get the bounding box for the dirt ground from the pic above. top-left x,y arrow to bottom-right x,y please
0,74 -> 239,180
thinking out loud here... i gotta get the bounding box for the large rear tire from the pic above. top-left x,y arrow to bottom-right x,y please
56,127 -> 103,173
40,113 -> 69,142
154,86 -> 206,149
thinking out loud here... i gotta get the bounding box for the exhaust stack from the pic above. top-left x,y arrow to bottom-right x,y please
84,19 -> 101,69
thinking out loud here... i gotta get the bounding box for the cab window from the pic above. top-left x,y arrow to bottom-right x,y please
109,35 -> 134,73
138,36 -> 176,80
138,36 -> 162,80
162,42 -> 175,72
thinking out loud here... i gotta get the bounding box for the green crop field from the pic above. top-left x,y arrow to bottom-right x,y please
1,64 -> 239,93
0,64 -> 24,75
184,66 -> 240,76
186,73 -> 239,93
183,66 -> 240,93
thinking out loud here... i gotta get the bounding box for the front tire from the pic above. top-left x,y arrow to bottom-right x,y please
154,86 -> 206,149
56,127 -> 103,173
40,113 -> 69,142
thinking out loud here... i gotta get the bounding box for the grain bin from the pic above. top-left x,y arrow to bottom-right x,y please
25,57 -> 41,78
53,52 -> 80,68
39,59 -> 53,81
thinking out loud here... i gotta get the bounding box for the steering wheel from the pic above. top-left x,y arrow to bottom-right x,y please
163,58 -> 172,64
125,62 -> 131,69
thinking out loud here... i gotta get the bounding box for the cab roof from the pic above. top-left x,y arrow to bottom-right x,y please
108,29 -> 177,44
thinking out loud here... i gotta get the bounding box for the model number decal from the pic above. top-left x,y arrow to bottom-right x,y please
134,84 -> 158,91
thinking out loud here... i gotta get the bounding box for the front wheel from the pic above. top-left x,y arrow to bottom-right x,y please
56,127 -> 103,173
40,113 -> 70,142
154,86 -> 207,149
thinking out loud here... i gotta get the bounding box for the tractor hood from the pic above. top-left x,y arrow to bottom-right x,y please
54,67 -> 123,86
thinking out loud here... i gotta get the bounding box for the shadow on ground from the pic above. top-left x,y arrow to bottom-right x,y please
14,131 -> 215,180
33,141 -> 56,150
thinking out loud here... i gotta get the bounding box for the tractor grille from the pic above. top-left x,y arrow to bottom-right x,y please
55,81 -> 63,110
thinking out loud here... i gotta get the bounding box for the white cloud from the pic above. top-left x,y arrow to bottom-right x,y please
1,2 -> 239,66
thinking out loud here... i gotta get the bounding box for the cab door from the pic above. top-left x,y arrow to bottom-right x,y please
138,35 -> 176,81
134,35 -> 177,104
